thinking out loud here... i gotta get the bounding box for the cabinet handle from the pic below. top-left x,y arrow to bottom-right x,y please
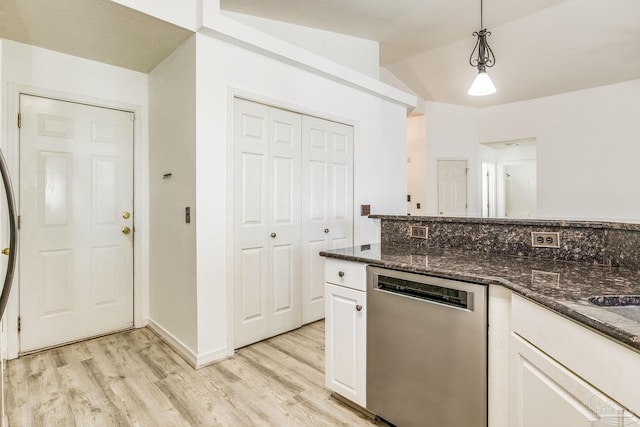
324,228 -> 329,233
270,232 -> 276,238
356,305 -> 363,312
338,271 -> 345,278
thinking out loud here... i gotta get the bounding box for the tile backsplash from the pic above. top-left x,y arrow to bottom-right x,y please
373,215 -> 640,269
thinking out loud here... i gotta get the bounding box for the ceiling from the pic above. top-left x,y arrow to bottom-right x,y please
0,0 -> 193,73
220,0 -> 640,107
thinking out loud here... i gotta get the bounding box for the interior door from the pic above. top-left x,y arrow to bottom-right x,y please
301,116 -> 353,324
437,159 -> 468,216
233,99 -> 302,348
19,94 -> 134,352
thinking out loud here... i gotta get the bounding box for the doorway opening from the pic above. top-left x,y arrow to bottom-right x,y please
480,138 -> 537,218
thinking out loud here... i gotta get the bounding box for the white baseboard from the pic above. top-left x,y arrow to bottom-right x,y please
146,320 -> 230,369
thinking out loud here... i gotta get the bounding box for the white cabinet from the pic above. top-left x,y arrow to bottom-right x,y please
509,294 -> 640,427
324,259 -> 366,407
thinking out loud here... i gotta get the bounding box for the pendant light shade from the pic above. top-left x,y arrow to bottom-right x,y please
468,0 -> 496,96
468,70 -> 496,96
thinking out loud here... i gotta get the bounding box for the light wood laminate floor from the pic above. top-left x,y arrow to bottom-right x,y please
5,321 -> 379,426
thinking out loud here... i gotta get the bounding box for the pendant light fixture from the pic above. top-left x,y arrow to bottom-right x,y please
468,0 -> 496,96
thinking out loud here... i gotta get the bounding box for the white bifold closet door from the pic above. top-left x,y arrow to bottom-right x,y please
301,116 -> 353,324
234,99 -> 302,348
233,99 -> 353,348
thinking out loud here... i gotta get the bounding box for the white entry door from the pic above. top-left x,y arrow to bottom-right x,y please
437,159 -> 468,216
19,94 -> 134,352
301,116 -> 353,324
233,99 -> 302,348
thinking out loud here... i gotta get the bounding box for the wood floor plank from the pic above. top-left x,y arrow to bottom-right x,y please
6,321 -> 379,427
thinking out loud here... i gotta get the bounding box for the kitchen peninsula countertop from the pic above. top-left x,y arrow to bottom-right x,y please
320,243 -> 640,352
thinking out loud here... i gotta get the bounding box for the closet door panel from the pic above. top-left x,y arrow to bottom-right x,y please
268,107 -> 302,336
234,99 -> 270,348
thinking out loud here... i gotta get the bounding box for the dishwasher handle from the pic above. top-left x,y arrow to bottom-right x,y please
376,275 -> 470,310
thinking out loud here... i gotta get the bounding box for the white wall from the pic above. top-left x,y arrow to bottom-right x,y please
0,40 -> 149,359
423,101 -> 480,216
193,31 -> 408,362
407,115 -> 427,215
480,79 -> 640,221
148,36 -> 198,354
221,11 -> 380,79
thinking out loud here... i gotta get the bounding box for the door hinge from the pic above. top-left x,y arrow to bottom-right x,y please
17,113 -> 22,128
18,215 -> 21,229
130,112 -> 136,121
17,316 -> 21,333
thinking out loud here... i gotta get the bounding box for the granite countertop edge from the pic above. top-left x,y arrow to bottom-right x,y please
368,215 -> 640,231
320,248 -> 640,353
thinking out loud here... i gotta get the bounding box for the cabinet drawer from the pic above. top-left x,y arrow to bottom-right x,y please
324,259 -> 366,291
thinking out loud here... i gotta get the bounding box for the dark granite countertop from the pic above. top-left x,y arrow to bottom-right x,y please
370,215 -> 640,231
320,243 -> 640,352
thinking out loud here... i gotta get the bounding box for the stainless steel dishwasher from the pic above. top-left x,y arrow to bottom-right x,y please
366,266 -> 487,427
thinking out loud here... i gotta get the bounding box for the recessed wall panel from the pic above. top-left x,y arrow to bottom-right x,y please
41,152 -> 71,226
272,156 -> 293,224
91,122 -> 119,144
91,246 -> 119,306
310,128 -> 327,150
92,156 -> 118,225
308,240 -> 327,302
38,114 -> 73,139
241,247 -> 265,322
310,161 -> 327,221
41,250 -> 73,316
273,121 -> 294,148
241,153 -> 264,225
333,133 -> 348,154
332,164 -> 347,220
242,114 -> 265,141
272,245 -> 293,314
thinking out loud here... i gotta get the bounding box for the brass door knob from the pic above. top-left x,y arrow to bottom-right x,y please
122,212 -> 131,219
122,227 -> 131,235
1,248 -> 9,256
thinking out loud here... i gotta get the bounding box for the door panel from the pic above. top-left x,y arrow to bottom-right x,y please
20,94 -> 134,352
234,99 -> 301,347
301,117 -> 353,323
437,159 -> 468,216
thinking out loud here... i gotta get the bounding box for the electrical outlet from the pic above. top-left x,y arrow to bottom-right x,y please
410,225 -> 428,239
531,232 -> 560,248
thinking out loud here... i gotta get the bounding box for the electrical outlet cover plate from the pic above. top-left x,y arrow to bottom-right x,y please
410,225 -> 428,239
531,232 -> 560,248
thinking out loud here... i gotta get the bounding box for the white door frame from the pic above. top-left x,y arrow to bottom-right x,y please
3,84 -> 148,360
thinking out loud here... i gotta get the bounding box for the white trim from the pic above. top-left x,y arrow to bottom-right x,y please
200,15 -> 417,110
147,319 -> 229,369
4,84 -> 148,359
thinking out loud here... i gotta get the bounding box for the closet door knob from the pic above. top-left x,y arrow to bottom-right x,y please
271,232 -> 277,238
356,305 -> 363,312
338,271 -> 345,278
324,228 -> 329,233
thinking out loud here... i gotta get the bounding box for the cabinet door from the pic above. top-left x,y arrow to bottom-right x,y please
301,117 -> 353,324
510,333 -> 637,427
325,283 -> 366,407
